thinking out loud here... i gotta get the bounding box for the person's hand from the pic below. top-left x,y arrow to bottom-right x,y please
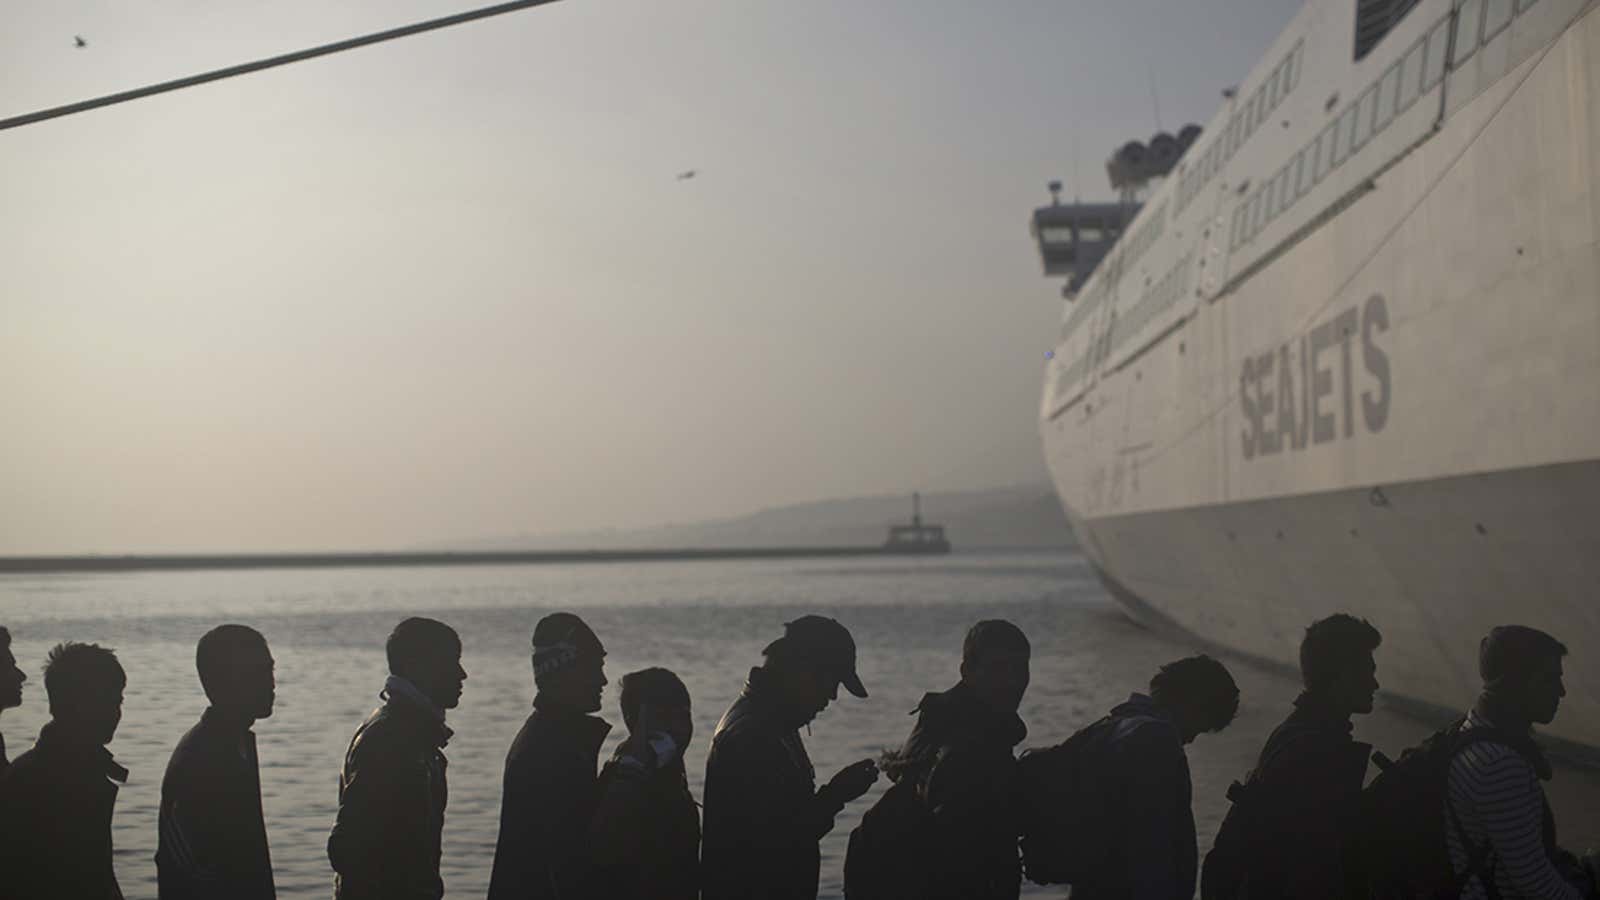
824,758 -> 880,805
1579,850 -> 1599,899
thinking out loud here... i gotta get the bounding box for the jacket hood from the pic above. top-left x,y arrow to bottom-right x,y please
1110,691 -> 1170,722
740,666 -> 816,733
910,682 -> 1027,748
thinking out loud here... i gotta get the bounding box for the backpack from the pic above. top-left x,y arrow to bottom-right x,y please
1014,715 -> 1126,886
843,777 -> 936,900
1200,723 -> 1327,900
1358,719 -> 1515,899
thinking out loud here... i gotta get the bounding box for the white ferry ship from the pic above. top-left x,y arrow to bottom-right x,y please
1030,0 -> 1600,750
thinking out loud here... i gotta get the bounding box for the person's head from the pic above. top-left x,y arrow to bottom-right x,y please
762,616 -> 868,724
1479,625 -> 1568,725
1150,655 -> 1240,743
197,624 -> 275,722
532,612 -> 608,713
1300,614 -> 1382,716
387,617 -> 466,710
43,642 -> 125,745
619,667 -> 693,749
0,626 -> 26,713
959,620 -> 1031,713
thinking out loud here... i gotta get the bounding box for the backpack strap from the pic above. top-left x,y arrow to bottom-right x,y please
1443,785 -> 1498,900
1443,724 -> 1529,900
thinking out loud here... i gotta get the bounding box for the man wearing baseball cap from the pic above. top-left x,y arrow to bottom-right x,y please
702,615 -> 879,900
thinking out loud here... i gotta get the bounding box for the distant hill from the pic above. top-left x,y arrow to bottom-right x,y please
446,485 -> 1075,551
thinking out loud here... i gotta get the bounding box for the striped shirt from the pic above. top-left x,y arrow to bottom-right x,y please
1444,710 -> 1580,900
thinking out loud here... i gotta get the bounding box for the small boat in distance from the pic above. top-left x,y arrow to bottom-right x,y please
883,492 -> 951,555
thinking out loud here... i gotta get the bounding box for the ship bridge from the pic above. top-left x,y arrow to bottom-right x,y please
1030,193 -> 1136,295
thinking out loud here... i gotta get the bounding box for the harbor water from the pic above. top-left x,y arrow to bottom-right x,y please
2,549 -> 1596,899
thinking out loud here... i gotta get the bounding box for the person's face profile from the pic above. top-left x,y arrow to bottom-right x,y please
1524,658 -> 1566,725
0,645 -> 23,711
414,645 -> 467,710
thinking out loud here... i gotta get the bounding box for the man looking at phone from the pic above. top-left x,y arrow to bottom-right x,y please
702,615 -> 880,900
487,612 -> 611,900
589,667 -> 700,900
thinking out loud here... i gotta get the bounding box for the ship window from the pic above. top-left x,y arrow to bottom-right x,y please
1332,106 -> 1355,168
1424,15 -> 1451,88
1313,124 -> 1334,182
1354,0 -> 1423,60
1375,62 -> 1400,132
1231,205 -> 1247,248
1398,37 -> 1425,112
1454,0 -> 1483,65
1294,147 -> 1311,197
1286,42 -> 1305,93
1225,117 -> 1240,158
1267,66 -> 1282,108
1261,179 -> 1278,226
1484,0 -> 1513,38
1352,85 -> 1376,152
1078,222 -> 1106,243
1039,226 -> 1075,243
1275,165 -> 1294,216
1517,0 -> 1539,11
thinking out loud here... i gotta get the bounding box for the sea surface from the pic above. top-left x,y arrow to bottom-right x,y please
1,550 -> 1596,899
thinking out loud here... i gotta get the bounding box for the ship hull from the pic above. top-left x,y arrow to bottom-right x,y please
1041,0 -> 1600,747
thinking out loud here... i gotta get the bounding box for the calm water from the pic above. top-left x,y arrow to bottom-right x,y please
1,550 -> 1596,899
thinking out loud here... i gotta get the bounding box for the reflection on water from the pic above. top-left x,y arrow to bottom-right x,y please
1,551 -> 1595,899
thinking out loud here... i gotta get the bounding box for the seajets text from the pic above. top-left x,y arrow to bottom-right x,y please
1240,294 -> 1390,460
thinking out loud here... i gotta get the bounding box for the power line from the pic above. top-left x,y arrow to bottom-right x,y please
0,0 -> 563,133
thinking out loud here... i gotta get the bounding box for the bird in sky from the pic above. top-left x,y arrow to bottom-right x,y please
74,35 -> 87,48
676,169 -> 697,181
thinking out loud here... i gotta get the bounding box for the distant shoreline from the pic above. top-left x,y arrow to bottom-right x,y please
0,545 -> 957,574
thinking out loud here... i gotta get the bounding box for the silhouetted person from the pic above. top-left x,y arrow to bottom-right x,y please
487,612 -> 610,900
702,615 -> 880,900
1202,614 -> 1381,900
846,620 -> 1032,900
156,624 -> 278,899
1030,654 -> 1239,900
0,641 -> 128,900
0,625 -> 27,777
327,617 -> 466,900
1445,626 -> 1597,900
588,667 -> 700,900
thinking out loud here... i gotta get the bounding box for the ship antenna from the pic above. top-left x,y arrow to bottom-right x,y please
1147,63 -> 1164,132
1072,134 -> 1081,204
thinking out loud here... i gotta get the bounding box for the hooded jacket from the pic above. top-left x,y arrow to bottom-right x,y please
155,707 -> 276,900
1070,693 -> 1197,900
486,696 -> 613,900
1202,692 -> 1371,900
587,742 -> 701,900
848,681 -> 1028,900
702,667 -> 849,900
327,686 -> 451,900
0,721 -> 128,900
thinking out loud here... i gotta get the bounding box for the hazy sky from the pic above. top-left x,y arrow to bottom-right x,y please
1,0 -> 1299,553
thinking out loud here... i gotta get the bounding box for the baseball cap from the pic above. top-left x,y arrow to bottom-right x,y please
763,615 -> 867,699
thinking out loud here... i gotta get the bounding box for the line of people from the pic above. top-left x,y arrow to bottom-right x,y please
0,615 -> 1595,900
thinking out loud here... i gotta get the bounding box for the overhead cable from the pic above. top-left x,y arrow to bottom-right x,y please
0,0 -> 563,133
